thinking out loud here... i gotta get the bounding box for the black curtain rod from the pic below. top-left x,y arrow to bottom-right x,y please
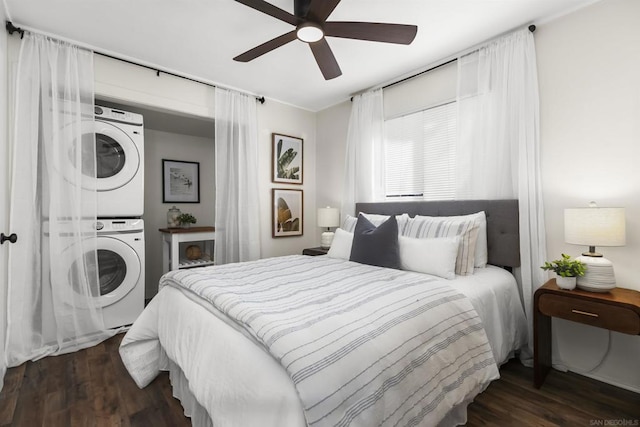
6,21 -> 24,38
95,51 -> 266,104
4,21 -> 266,105
382,58 -> 457,91
383,24 -> 535,92
350,57 -> 455,100
355,24 -> 536,98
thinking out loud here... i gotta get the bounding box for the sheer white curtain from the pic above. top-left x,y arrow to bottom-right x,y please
6,33 -> 115,366
0,9 -> 8,391
456,29 -> 546,359
341,89 -> 385,220
214,88 -> 261,264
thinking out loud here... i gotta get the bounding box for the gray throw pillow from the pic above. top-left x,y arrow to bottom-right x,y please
349,214 -> 401,269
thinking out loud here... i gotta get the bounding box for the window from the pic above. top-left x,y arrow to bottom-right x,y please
384,101 -> 457,200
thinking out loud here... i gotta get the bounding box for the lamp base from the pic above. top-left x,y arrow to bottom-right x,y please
320,231 -> 335,249
576,255 -> 616,292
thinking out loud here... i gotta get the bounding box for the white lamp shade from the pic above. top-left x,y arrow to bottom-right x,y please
564,207 -> 625,247
317,207 -> 340,228
564,204 -> 625,292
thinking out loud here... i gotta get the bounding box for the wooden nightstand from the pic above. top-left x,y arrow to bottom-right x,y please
533,279 -> 640,388
302,247 -> 329,256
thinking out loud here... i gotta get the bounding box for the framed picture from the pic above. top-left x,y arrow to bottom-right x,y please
272,133 -> 303,184
272,189 -> 303,237
162,159 -> 200,203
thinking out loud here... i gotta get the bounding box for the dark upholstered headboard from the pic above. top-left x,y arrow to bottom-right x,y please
355,200 -> 520,268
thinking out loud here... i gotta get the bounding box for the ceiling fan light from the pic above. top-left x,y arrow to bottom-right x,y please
296,22 -> 324,43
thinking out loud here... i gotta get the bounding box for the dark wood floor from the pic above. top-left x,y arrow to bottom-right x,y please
1,333 -> 638,426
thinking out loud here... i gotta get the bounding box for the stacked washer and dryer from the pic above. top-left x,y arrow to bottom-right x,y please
42,105 -> 146,345
91,105 -> 146,329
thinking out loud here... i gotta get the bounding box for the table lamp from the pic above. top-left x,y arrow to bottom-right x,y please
317,207 -> 340,249
564,202 -> 625,292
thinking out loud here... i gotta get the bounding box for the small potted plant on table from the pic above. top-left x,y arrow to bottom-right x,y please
177,213 -> 197,228
541,253 -> 586,290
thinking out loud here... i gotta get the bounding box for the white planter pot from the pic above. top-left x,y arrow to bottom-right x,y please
556,276 -> 576,290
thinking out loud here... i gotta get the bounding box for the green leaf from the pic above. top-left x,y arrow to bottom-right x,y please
540,254 -> 585,277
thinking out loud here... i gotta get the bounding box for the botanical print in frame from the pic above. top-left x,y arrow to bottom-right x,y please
162,159 -> 200,203
272,188 -> 303,237
272,133 -> 303,184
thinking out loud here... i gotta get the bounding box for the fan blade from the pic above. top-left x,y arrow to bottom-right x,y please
234,31 -> 297,62
235,0 -> 301,26
324,22 -> 417,44
306,0 -> 341,22
309,39 -> 341,80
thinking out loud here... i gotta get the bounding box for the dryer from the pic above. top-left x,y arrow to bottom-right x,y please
91,105 -> 144,217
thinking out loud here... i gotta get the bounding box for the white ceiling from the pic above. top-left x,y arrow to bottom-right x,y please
5,0 -> 596,112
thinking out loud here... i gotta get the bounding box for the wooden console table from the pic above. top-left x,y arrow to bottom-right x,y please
159,226 -> 215,273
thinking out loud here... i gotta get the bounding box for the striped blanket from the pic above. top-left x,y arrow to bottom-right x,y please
159,255 -> 498,426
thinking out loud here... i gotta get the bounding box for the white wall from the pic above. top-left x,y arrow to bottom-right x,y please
536,0 -> 640,392
143,129 -> 215,298
257,101 -> 318,256
316,100 -> 351,232
95,55 -> 215,119
314,0 -> 640,392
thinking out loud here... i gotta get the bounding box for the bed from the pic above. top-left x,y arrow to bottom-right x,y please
120,200 -> 527,426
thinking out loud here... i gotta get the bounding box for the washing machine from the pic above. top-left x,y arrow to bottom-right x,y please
90,105 -> 144,217
94,218 -> 145,329
42,219 -> 145,339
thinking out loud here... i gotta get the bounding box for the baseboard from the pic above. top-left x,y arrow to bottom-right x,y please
568,369 -> 640,394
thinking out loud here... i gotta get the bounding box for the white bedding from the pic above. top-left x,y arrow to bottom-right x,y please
120,257 -> 526,427
447,265 -> 528,365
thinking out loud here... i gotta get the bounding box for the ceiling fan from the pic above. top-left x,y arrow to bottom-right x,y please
233,0 -> 418,80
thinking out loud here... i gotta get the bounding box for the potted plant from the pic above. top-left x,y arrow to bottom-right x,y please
177,213 -> 197,228
540,253 -> 586,290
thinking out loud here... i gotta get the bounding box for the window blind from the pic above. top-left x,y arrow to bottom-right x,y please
383,60 -> 457,120
384,102 -> 457,200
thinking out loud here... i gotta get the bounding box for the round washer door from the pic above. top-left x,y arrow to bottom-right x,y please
94,236 -> 141,307
63,236 -> 141,308
76,119 -> 140,191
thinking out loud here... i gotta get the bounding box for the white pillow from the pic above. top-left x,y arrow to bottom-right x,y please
341,215 -> 357,231
342,213 -> 409,234
326,228 -> 353,260
442,212 -> 487,268
404,215 -> 481,276
399,235 -> 460,280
